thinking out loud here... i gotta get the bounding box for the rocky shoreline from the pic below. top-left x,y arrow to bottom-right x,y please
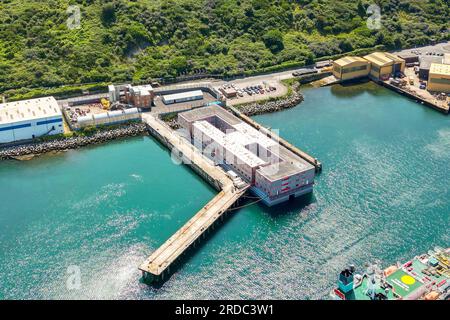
236,83 -> 304,116
0,123 -> 148,161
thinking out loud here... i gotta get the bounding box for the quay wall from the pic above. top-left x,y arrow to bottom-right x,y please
295,71 -> 333,84
377,81 -> 449,115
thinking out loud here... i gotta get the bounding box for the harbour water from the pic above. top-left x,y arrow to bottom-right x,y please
0,82 -> 449,299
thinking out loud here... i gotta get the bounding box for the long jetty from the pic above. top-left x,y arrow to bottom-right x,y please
140,113 -> 249,283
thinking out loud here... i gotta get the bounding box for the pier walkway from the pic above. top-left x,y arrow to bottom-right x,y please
140,113 -> 249,282
142,113 -> 233,190
139,185 -> 248,281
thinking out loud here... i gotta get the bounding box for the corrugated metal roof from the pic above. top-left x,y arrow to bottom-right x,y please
364,52 -> 394,67
334,56 -> 368,67
384,52 -> 405,63
0,96 -> 61,126
163,90 -> 203,101
77,108 -> 140,124
430,63 -> 450,76
93,113 -> 109,120
123,108 -> 139,115
77,114 -> 95,124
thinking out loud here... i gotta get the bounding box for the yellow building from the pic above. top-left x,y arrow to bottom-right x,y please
428,63 -> 450,93
332,56 -> 370,81
384,52 -> 406,72
363,52 -> 405,80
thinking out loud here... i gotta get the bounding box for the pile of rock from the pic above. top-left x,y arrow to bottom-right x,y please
0,123 -> 148,160
165,118 -> 181,130
238,83 -> 304,116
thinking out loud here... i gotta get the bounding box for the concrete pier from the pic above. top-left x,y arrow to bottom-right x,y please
140,113 -> 249,283
378,81 -> 449,115
139,186 -> 248,282
143,113 -> 233,191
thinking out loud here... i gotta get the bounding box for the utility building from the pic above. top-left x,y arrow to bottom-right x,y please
444,53 -> 450,66
419,56 -> 443,80
332,56 -> 370,81
163,90 -> 204,105
427,63 -> 450,93
125,85 -> 154,109
397,53 -> 419,66
0,97 -> 63,144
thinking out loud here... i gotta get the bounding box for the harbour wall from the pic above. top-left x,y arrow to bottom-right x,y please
0,123 -> 147,160
377,80 -> 449,115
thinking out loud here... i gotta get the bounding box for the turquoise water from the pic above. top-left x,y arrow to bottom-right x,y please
0,82 -> 449,299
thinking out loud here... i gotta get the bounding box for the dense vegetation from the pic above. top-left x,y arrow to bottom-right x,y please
0,0 -> 448,99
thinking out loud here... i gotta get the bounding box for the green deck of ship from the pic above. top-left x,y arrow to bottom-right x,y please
346,253 -> 449,300
349,276 -> 397,300
385,269 -> 423,298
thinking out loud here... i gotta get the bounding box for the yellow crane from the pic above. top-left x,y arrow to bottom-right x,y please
101,98 -> 111,110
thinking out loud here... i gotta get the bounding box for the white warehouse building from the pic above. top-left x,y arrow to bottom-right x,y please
162,90 -> 204,105
0,97 -> 63,144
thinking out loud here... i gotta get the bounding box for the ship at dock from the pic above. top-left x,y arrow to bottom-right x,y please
331,247 -> 450,300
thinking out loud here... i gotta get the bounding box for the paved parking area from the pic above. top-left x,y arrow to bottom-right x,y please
393,41 -> 450,57
215,80 -> 288,106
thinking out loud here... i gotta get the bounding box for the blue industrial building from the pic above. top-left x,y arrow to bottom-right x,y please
0,97 -> 64,144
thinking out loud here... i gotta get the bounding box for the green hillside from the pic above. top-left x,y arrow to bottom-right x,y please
0,0 -> 448,97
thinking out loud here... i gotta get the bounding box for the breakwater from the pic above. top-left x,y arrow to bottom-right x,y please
0,123 -> 147,160
236,83 -> 304,116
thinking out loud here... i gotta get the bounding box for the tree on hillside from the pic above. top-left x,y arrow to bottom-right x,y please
101,3 -> 116,26
262,29 -> 284,53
